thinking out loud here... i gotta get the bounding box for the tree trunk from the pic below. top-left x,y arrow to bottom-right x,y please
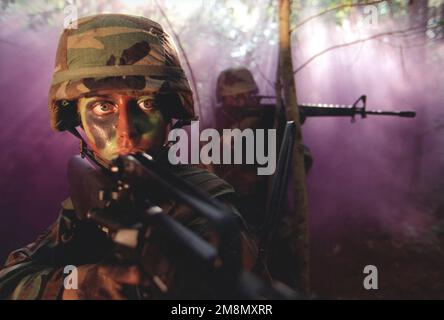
278,0 -> 310,295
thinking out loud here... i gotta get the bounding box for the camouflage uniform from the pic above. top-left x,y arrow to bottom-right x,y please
0,15 -> 258,299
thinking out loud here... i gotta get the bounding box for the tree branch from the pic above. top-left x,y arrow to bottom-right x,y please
251,57 -> 275,90
291,0 -> 387,32
153,0 -> 201,119
293,24 -> 439,74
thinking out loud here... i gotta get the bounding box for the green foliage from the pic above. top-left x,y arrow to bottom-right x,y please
388,0 -> 410,18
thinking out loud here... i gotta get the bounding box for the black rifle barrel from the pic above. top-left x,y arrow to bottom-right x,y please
363,110 -> 416,117
257,94 -> 417,119
300,104 -> 416,118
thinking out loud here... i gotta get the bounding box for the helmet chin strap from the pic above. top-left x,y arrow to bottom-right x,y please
68,127 -> 111,171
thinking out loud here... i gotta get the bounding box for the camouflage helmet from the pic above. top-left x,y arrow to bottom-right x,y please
216,67 -> 258,103
48,14 -> 194,131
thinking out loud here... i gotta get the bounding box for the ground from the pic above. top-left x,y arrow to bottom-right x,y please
311,215 -> 444,299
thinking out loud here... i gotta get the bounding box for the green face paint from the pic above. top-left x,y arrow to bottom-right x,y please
78,94 -> 168,161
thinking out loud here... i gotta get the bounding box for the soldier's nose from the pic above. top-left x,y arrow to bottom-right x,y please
116,103 -> 136,153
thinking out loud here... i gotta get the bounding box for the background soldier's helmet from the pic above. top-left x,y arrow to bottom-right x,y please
48,14 -> 195,131
216,67 -> 258,103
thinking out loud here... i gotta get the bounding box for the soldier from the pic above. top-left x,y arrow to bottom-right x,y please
213,68 -> 274,231
213,67 -> 314,289
213,68 -> 313,229
0,14 -> 259,300
213,68 -> 271,229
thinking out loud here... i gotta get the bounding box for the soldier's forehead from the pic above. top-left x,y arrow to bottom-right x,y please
80,93 -> 156,100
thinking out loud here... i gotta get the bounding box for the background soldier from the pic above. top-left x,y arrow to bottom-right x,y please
213,67 -> 273,230
213,67 -> 314,288
0,14 -> 258,300
213,67 -> 313,229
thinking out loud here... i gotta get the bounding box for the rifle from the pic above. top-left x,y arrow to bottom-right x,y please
216,95 -> 416,126
67,153 -> 297,299
259,121 -> 296,262
258,95 -> 416,123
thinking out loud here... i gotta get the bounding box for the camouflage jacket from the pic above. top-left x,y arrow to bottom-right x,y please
0,164 -> 258,299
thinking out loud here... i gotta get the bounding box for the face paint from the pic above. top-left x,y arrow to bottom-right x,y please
78,94 -> 168,162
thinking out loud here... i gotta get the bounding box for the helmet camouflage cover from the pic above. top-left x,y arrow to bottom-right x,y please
216,67 -> 258,103
48,14 -> 194,131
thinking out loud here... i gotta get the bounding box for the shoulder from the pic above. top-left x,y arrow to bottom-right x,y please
169,164 -> 236,200
2,205 -> 77,268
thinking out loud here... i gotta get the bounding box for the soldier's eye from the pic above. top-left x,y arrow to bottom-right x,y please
92,102 -> 117,116
138,99 -> 155,112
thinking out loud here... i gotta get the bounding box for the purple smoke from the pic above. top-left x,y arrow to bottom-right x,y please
0,3 -> 442,295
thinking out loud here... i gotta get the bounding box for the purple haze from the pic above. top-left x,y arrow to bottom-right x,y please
0,7 -> 443,268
